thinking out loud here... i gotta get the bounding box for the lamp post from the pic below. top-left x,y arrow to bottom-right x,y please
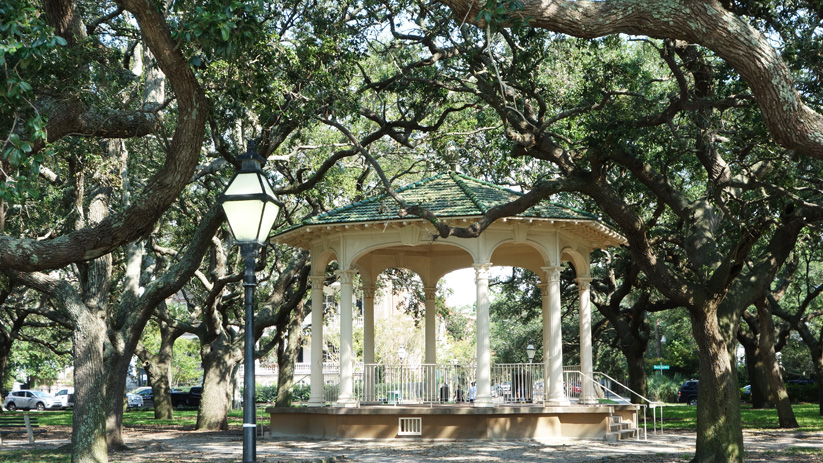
526,342 -> 536,364
659,335 -> 666,376
218,140 -> 279,463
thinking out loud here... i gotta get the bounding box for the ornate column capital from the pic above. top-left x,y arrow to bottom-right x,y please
362,284 -> 376,299
423,286 -> 437,300
541,265 -> 563,282
473,263 -> 493,280
576,277 -> 592,292
537,282 -> 549,297
335,269 -> 357,284
309,275 -> 326,286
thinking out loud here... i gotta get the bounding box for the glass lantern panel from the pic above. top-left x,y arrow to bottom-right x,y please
222,199 -> 264,242
224,172 -> 264,196
261,174 -> 276,197
256,202 -> 280,242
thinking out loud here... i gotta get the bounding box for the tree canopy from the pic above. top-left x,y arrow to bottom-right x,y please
4,1 -> 823,462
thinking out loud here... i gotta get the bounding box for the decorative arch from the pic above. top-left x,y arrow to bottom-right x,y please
488,239 -> 553,274
561,246 -> 590,277
310,247 -> 338,276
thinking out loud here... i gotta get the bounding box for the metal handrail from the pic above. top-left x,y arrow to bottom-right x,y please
584,370 -> 666,438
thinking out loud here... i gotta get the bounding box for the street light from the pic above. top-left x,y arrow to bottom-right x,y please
526,342 -> 536,364
218,140 -> 279,463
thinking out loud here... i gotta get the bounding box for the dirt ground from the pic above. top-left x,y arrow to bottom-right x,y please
7,425 -> 823,462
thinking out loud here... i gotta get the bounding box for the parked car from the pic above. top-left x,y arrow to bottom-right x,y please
4,390 -> 63,411
170,388 -> 189,407
54,387 -> 75,409
187,386 -> 202,407
787,379 -> 817,385
677,380 -> 698,405
126,392 -> 144,409
129,387 -> 198,408
130,387 -> 154,408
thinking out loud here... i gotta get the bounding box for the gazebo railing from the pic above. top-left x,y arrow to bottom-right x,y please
490,363 -> 545,404
562,366 -> 582,400
357,363 -> 476,404
324,363 -> 650,414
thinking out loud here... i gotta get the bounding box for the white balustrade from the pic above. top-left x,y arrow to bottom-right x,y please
354,363 -> 476,404
490,363 -> 546,404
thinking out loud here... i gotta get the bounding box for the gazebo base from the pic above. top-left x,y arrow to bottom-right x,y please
265,403 -> 642,440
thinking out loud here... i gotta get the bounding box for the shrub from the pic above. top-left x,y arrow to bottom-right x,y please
646,374 -> 682,403
254,384 -> 278,403
292,384 -> 310,402
786,383 -> 819,403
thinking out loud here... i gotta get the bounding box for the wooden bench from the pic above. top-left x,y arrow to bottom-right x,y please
0,414 -> 45,444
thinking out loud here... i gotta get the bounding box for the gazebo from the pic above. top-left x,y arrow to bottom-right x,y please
268,172 -> 641,440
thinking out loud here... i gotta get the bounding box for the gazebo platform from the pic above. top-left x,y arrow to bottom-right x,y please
265,403 -> 643,440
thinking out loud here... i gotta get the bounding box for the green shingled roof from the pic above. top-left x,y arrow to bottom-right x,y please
277,172 -> 596,235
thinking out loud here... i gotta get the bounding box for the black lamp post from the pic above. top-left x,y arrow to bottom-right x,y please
218,140 -> 279,463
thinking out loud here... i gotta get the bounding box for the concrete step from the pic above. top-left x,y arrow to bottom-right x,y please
605,428 -> 637,442
605,415 -> 637,442
609,421 -> 632,432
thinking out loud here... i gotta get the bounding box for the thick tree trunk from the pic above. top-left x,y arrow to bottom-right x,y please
0,351 -> 8,411
755,300 -> 798,428
814,360 -> 823,417
743,343 -> 771,409
149,370 -> 174,419
72,185 -> 112,462
135,319 -> 184,420
140,344 -> 175,420
71,313 -> 108,463
275,302 -> 305,407
104,350 -> 132,450
624,341 -> 648,404
691,306 -> 744,463
196,347 -> 239,430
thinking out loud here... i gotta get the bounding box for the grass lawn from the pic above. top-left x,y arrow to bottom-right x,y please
661,403 -> 822,432
0,450 -> 69,463
14,408 -> 245,428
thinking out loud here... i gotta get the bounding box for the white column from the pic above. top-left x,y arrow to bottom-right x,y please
363,284 -> 376,402
424,286 -> 438,401
577,277 -> 597,404
543,266 -> 569,405
308,275 -> 325,407
474,263 -> 493,407
363,285 -> 376,364
424,287 -> 437,364
538,282 -> 550,401
336,269 -> 357,406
